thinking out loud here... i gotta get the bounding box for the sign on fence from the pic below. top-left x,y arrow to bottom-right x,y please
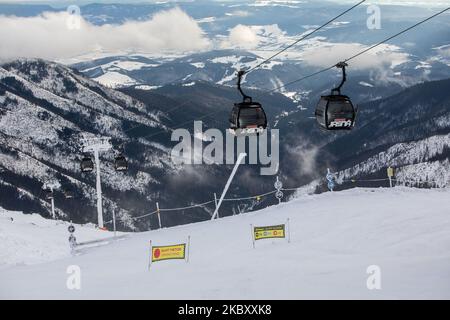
149,237 -> 190,269
251,220 -> 291,248
387,167 -> 394,178
152,243 -> 186,262
387,167 -> 395,188
254,224 -> 285,241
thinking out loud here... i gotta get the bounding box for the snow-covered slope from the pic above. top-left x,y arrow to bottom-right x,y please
1,187 -> 449,299
0,207 -> 123,268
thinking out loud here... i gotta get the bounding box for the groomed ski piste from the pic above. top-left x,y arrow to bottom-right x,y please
1,187 -> 449,299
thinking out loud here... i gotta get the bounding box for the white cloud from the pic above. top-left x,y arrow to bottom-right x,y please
436,45 -> 450,57
300,42 -> 410,70
285,141 -> 319,177
225,10 -> 251,17
221,24 -> 261,50
0,7 -> 211,61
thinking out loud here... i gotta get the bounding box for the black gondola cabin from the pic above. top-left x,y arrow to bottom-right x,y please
114,154 -> 128,172
229,102 -> 267,135
315,62 -> 356,130
80,156 -> 94,173
315,94 -> 355,130
229,70 -> 267,136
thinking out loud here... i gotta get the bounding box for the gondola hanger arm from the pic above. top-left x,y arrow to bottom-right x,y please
332,61 -> 348,95
237,70 -> 252,103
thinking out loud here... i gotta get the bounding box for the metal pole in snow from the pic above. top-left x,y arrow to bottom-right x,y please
156,202 -> 162,229
251,224 -> 255,249
211,153 -> 247,220
148,240 -> 152,271
112,208 -> 117,238
186,235 -> 191,263
50,186 -> 56,219
213,193 -> 219,218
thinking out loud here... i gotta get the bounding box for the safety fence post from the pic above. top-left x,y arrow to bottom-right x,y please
186,235 -> 191,263
250,224 -> 255,249
148,240 -> 152,270
156,202 -> 162,229
112,208 -> 117,238
50,186 -> 56,219
213,193 -> 219,218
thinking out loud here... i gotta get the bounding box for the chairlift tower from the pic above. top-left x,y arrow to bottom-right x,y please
43,180 -> 61,219
81,137 -> 112,229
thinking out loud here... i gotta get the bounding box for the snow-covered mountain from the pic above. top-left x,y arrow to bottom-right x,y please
0,59 -> 297,229
1,187 -> 450,299
0,59 -> 172,229
336,134 -> 450,188
71,47 -> 450,106
1,59 -> 449,229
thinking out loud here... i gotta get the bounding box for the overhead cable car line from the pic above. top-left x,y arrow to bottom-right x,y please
224,0 -> 367,133
343,7 -> 450,64
163,6 -> 450,135
69,2 -> 368,143
97,6 -> 449,144
245,0 -> 367,75
266,6 -> 450,94
265,66 -> 336,95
